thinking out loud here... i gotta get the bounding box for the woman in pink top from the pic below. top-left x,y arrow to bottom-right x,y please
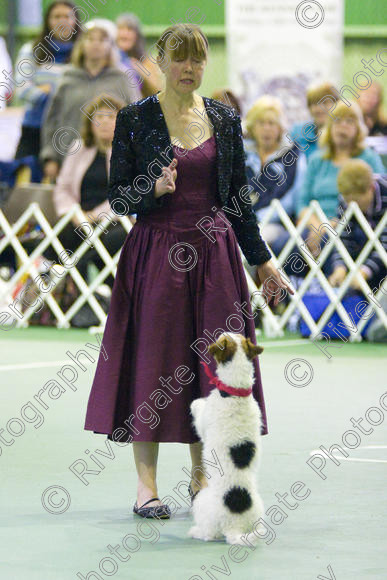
45,95 -> 129,287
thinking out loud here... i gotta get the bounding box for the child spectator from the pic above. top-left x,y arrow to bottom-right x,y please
329,159 -> 387,291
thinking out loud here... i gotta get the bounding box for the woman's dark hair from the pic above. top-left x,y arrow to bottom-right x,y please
32,1 -> 82,62
211,89 -> 242,116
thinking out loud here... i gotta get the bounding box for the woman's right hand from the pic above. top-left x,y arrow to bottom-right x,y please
155,158 -> 178,198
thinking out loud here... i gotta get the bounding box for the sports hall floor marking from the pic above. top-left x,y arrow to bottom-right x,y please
310,446 -> 387,464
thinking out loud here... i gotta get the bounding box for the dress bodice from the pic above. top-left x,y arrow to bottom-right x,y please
136,135 -> 226,243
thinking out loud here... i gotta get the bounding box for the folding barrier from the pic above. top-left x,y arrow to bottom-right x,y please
242,199 -> 387,341
0,203 -> 132,329
0,200 -> 385,340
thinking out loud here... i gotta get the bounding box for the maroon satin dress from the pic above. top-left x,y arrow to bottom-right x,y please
84,134 -> 268,443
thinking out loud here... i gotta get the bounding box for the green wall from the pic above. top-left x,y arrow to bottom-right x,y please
39,0 -> 387,30
1,1 -> 386,100
41,0 -> 224,32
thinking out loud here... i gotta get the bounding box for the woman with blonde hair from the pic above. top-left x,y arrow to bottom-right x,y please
244,95 -> 307,259
84,23 -> 292,519
40,22 -> 141,182
296,99 -> 384,233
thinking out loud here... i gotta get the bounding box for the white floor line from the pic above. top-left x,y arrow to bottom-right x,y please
309,447 -> 387,464
332,457 -> 387,464
310,446 -> 387,454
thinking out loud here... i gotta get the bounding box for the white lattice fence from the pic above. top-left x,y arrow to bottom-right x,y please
242,199 -> 387,341
0,200 -> 386,338
0,203 -> 132,329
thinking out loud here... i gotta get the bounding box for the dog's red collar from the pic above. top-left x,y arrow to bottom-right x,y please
200,361 -> 252,397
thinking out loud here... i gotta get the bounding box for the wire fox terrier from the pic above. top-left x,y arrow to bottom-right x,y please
188,332 -> 265,546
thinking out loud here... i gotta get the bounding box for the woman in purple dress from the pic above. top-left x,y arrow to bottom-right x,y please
84,23 -> 293,519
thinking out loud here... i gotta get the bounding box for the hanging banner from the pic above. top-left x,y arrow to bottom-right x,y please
18,0 -> 42,27
226,0 -> 344,124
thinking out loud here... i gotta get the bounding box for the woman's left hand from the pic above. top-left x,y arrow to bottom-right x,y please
256,260 -> 295,306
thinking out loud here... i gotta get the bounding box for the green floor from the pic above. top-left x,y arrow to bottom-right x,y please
0,329 -> 386,580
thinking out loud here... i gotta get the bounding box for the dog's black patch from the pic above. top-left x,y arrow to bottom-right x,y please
229,440 -> 256,468
223,486 -> 252,513
219,390 -> 231,398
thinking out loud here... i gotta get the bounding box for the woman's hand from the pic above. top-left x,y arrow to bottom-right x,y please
256,260 -> 294,306
155,158 -> 178,198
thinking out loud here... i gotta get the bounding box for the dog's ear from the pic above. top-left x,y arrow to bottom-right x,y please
242,337 -> 264,360
208,335 -> 237,363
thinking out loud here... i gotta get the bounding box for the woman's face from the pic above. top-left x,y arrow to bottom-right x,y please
116,26 -> 137,52
48,3 -> 77,39
331,116 -> 358,149
91,107 -> 118,143
160,49 -> 207,95
358,85 -> 381,115
83,29 -> 111,62
251,111 -> 282,150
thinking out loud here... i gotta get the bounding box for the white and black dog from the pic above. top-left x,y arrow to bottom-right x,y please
188,332 -> 265,546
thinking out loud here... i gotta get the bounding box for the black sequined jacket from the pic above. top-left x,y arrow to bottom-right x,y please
108,92 -> 272,266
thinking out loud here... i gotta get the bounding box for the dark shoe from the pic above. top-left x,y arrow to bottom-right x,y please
133,497 -> 171,519
188,483 -> 200,505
